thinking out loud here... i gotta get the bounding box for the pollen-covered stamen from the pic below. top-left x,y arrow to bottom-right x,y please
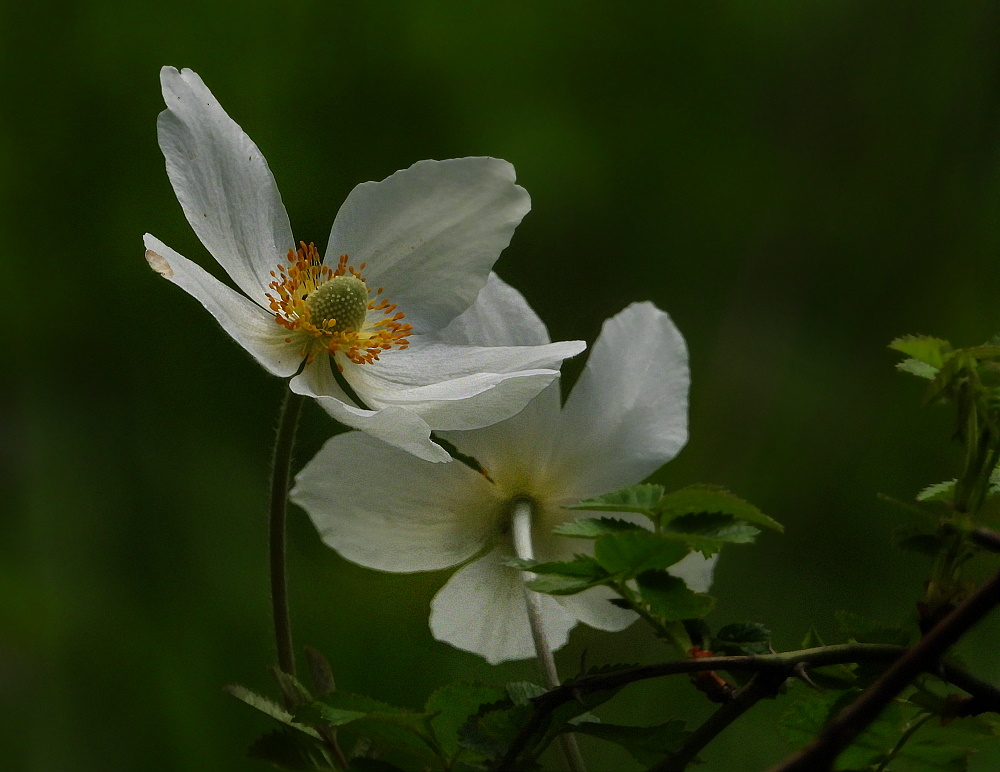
264,241 -> 412,366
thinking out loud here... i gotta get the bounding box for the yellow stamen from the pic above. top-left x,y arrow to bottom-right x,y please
264,242 -> 412,364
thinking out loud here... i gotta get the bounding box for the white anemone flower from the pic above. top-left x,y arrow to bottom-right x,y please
292,288 -> 716,664
143,66 -> 584,462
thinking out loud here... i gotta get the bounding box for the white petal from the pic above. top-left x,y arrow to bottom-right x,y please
435,273 -> 551,347
554,303 -> 690,500
437,380 -> 563,483
157,66 -> 293,302
430,548 -> 577,664
291,431 -> 500,572
668,552 -> 719,594
289,357 -> 452,463
557,586 -> 638,632
144,234 -> 301,377
341,337 -> 584,430
326,158 -> 530,332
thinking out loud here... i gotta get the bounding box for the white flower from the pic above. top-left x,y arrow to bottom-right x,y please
143,66 -> 584,462
292,286 -> 716,664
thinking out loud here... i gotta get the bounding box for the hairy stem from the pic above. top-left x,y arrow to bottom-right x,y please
511,498 -> 587,772
270,388 -> 305,679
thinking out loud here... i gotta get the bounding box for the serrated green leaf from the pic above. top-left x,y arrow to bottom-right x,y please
457,700 -> 534,762
594,531 -> 691,577
309,693 -> 435,757
889,336 -> 953,368
658,484 -> 783,532
714,622 -> 772,655
425,682 -> 508,759
637,571 -> 715,621
272,667 -> 314,709
781,688 -> 905,769
524,573 -> 608,595
917,480 -> 956,502
506,681 -> 546,705
570,484 -> 665,516
898,358 -> 941,379
665,512 -> 760,544
572,720 -> 690,766
505,555 -> 606,578
552,517 -> 646,538
246,728 -> 335,770
293,703 -> 367,727
224,684 -> 323,740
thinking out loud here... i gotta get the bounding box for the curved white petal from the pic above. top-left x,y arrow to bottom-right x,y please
291,431 -> 500,572
668,552 -> 719,594
341,337 -> 583,431
557,586 -> 638,632
435,273 -> 551,347
144,234 -> 302,377
554,303 -> 690,500
326,158 -> 530,332
430,548 -> 577,664
289,357 -> 452,463
437,380 -> 563,485
157,66 -> 293,302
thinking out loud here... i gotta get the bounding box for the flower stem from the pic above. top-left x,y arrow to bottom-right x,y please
270,388 -> 305,679
511,498 -> 587,772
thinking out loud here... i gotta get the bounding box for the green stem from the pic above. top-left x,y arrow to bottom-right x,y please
270,388 -> 305,678
510,498 -> 587,772
875,712 -> 933,772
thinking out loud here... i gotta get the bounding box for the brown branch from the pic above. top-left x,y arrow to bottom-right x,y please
768,556 -> 1000,772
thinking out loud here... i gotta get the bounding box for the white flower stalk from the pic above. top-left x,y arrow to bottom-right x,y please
292,288 -> 716,664
144,66 -> 584,462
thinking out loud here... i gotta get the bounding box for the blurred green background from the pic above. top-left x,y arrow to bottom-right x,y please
5,1 -> 1000,770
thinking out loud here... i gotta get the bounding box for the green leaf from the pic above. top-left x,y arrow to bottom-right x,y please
572,720 -> 690,766
594,532 -> 692,577
509,555 -> 610,595
425,682 -> 507,759
637,571 -> 715,621
505,555 -> 606,578
898,358 -> 940,379
457,700 -> 535,763
552,517 -> 646,538
570,484 -> 665,516
306,693 -> 436,758
272,667 -> 314,709
889,335 -> 952,369
917,480 -> 956,503
658,484 -> 783,532
664,512 -> 760,544
224,684 -> 323,740
780,688 -> 905,769
524,574 -> 608,595
246,728 -> 335,770
713,622 -> 772,656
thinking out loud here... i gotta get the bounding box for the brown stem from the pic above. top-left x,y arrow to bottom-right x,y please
768,554 -> 1000,772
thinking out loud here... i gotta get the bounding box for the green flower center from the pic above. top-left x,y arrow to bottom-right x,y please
305,275 -> 369,333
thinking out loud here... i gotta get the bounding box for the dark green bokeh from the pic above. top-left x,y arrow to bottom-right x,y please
4,2 -> 1000,770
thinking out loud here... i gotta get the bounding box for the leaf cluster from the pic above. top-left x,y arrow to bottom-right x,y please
511,483 -> 782,653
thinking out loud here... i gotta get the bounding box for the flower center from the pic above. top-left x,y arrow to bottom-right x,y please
265,242 -> 412,367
